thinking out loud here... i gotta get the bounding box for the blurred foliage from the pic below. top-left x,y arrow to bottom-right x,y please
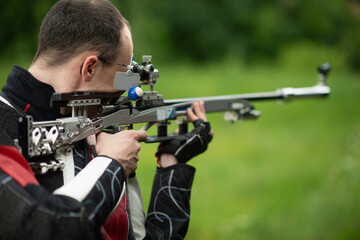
121,0 -> 360,69
0,0 -> 57,61
0,0 -> 359,69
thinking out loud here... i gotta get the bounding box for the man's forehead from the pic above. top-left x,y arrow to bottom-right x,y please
117,26 -> 133,63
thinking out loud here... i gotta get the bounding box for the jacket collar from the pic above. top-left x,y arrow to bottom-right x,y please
2,65 -> 61,121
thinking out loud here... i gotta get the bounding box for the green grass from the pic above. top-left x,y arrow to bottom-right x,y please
1,58 -> 359,239
136,61 -> 360,239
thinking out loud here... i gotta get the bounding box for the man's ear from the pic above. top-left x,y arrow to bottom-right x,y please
80,56 -> 99,82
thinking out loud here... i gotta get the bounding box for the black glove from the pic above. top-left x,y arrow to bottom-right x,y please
156,119 -> 213,163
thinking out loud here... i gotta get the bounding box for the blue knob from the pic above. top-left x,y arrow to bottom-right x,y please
128,86 -> 144,101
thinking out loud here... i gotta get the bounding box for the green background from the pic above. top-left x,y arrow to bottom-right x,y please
0,0 -> 359,239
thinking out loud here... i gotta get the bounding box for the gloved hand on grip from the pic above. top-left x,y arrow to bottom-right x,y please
156,118 -> 213,163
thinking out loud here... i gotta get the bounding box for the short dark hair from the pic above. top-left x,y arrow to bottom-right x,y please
32,0 -> 129,66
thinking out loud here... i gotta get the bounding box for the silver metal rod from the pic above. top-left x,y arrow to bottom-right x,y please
33,120 -> 62,127
164,85 -> 330,105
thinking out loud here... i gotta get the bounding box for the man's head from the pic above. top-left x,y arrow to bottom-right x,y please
30,0 -> 133,93
33,0 -> 127,67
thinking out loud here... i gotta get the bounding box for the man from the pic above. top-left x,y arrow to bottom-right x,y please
0,0 -> 213,239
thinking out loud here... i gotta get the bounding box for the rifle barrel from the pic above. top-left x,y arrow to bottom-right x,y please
164,85 -> 330,105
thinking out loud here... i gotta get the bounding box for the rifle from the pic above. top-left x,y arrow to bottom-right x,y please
16,56 -> 331,173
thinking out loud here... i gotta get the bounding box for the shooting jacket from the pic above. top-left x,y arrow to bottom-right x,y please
0,65 -> 196,240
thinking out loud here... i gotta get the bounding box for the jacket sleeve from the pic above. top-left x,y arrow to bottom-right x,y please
145,163 -> 196,240
0,146 -> 126,240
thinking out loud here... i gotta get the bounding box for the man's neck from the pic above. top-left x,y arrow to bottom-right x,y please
28,58 -> 81,93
